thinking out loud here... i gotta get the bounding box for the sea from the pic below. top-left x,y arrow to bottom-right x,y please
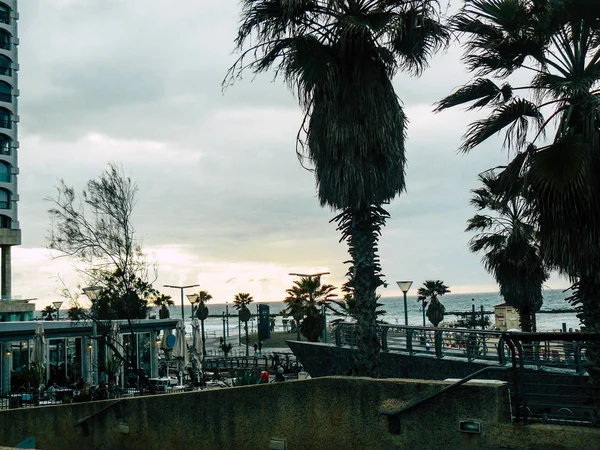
170,289 -> 580,337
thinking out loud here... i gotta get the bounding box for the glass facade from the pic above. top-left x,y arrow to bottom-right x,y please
0,107 -> 10,129
0,4 -> 9,25
0,81 -> 11,103
0,161 -> 9,182
0,55 -> 11,76
0,188 -> 9,209
0,29 -> 10,51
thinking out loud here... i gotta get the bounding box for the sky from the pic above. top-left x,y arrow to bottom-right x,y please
12,0 -> 569,309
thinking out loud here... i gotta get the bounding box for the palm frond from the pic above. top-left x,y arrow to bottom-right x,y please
435,78 -> 511,112
461,99 -> 544,152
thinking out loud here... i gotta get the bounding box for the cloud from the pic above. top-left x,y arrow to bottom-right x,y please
8,0 -> 570,310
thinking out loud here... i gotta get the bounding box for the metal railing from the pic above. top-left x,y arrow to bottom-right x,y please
503,332 -> 600,427
335,323 -> 510,364
369,325 -> 600,428
203,351 -> 301,373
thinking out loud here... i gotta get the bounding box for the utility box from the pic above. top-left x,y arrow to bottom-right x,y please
258,304 -> 271,340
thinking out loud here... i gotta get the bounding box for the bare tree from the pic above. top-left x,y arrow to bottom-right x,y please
47,163 -> 160,392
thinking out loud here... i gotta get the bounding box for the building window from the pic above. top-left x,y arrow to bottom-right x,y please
0,134 -> 9,155
0,162 -> 9,182
0,29 -> 10,51
0,55 -> 11,76
0,189 -> 9,209
0,107 -> 11,129
0,5 -> 9,25
0,81 -> 11,103
0,214 -> 10,228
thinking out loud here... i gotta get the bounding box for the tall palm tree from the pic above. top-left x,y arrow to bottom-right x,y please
151,294 -> 174,319
466,173 -> 549,332
194,290 -> 213,359
227,0 -> 449,376
435,0 -> 600,375
233,293 -> 254,310
283,276 -> 337,342
417,280 -> 450,327
233,293 -> 254,356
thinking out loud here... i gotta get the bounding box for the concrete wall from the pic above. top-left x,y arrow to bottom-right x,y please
288,340 -> 502,380
0,377 -> 598,450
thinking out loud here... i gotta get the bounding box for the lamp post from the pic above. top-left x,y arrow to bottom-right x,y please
225,302 -> 230,338
163,284 -> 199,327
396,281 -> 413,326
186,293 -> 199,318
52,301 -> 63,321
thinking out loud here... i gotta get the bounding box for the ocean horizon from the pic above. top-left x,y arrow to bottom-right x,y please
176,288 -> 579,335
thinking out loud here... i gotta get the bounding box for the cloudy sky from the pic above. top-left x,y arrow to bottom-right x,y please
12,0 -> 567,309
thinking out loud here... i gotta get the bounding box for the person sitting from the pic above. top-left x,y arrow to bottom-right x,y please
273,367 -> 286,382
259,370 -> 269,384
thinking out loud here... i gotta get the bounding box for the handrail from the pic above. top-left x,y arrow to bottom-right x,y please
379,366 -> 509,418
74,400 -> 122,428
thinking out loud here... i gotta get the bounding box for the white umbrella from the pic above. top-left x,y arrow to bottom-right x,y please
30,323 -> 46,365
172,320 -> 188,385
191,318 -> 203,363
190,319 -> 203,384
172,320 -> 189,367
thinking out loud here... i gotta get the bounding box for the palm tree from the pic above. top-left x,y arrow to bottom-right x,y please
283,285 -> 306,341
329,283 -> 386,325
233,293 -> 254,356
417,280 -> 450,327
466,173 -> 549,332
233,293 -> 253,310
151,294 -> 174,319
283,276 -> 337,342
435,0 -> 600,375
193,290 -> 213,359
41,305 -> 56,321
67,305 -> 85,321
227,0 -> 449,377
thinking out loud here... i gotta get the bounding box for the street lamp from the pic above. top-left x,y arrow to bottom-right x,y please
83,286 -> 103,302
186,293 -> 199,318
396,281 -> 413,326
163,284 -> 199,327
52,301 -> 63,321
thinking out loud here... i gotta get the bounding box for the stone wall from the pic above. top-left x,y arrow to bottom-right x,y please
0,377 -> 598,450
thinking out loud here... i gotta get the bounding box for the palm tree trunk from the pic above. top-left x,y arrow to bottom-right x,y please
201,319 -> 206,361
572,275 -> 600,382
245,322 -> 249,357
519,308 -> 533,333
342,206 -> 386,378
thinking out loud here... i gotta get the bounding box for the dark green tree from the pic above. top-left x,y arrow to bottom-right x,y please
193,290 -> 213,359
466,173 -> 549,332
41,305 -> 56,321
435,0 -> 600,376
92,269 -> 156,320
151,294 -> 174,319
283,276 -> 337,342
233,293 -> 254,356
227,0 -> 449,376
417,280 -> 450,327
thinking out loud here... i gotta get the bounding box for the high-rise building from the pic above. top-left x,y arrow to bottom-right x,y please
0,0 -> 19,300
